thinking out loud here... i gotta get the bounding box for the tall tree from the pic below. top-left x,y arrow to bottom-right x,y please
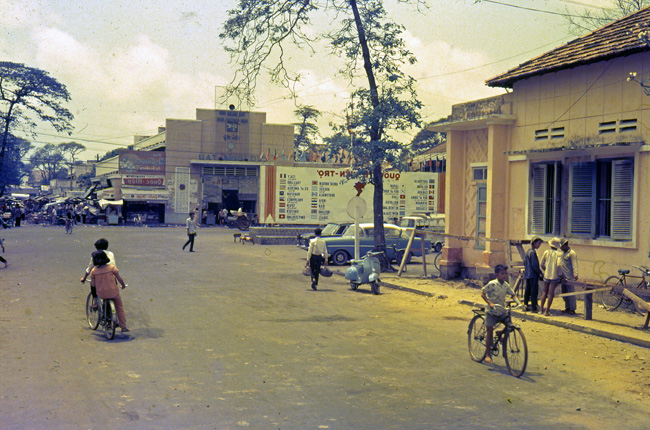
29,143 -> 66,185
293,105 -> 321,156
220,0 -> 424,258
0,134 -> 31,191
564,0 -> 650,35
59,141 -> 86,180
409,128 -> 445,154
0,62 -> 74,195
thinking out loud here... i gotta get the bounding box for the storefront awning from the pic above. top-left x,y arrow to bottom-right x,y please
98,199 -> 123,209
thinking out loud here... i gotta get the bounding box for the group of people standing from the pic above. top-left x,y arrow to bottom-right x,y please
523,236 -> 578,316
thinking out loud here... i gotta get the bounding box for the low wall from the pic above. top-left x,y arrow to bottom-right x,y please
249,226 -> 315,245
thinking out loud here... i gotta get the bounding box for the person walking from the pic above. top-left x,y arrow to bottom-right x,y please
523,236 -> 544,313
559,239 -> 578,315
539,238 -> 561,316
306,228 -> 328,290
182,212 -> 199,252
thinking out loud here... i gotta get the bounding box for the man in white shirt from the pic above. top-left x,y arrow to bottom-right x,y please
306,228 -> 328,290
182,212 -> 199,252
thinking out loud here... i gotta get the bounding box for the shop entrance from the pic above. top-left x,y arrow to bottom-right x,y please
222,189 -> 239,212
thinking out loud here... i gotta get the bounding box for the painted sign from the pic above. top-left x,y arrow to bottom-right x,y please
123,175 -> 165,186
273,167 -> 440,224
118,150 -> 165,175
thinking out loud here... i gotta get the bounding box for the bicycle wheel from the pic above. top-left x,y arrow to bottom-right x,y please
467,315 -> 487,362
104,300 -> 116,340
601,276 -> 624,311
85,293 -> 100,330
504,327 -> 528,378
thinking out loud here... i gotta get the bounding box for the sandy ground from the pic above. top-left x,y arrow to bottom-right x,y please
377,271 -> 650,404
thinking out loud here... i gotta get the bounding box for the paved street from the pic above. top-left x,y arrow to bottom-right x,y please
1,225 -> 648,429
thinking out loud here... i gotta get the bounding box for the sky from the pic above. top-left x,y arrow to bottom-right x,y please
0,0 -> 614,160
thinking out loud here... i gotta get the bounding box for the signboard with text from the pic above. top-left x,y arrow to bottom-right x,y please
118,150 -> 165,175
122,175 -> 165,187
274,167 -> 440,224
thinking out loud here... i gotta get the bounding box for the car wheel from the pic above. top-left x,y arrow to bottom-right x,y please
331,250 -> 350,266
433,242 -> 443,253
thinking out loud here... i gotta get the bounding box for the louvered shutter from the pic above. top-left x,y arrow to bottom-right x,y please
552,162 -> 562,235
569,162 -> 595,236
529,164 -> 546,234
611,159 -> 633,240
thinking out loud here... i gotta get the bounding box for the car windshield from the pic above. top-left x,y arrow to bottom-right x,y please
321,223 -> 339,236
342,225 -> 368,238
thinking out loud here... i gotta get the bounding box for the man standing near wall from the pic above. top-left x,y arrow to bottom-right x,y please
559,239 -> 578,315
182,212 -> 199,252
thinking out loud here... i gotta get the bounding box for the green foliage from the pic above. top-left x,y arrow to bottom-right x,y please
293,105 -> 321,154
409,128 -> 445,154
29,144 -> 66,185
0,62 -> 74,195
220,0 -> 426,253
0,134 -> 31,190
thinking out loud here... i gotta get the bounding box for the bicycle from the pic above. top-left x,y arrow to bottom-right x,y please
85,290 -> 120,340
599,265 -> 650,314
467,304 -> 528,377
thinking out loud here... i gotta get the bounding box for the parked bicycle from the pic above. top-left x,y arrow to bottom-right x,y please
599,265 -> 650,314
85,290 -> 120,340
467,303 -> 528,377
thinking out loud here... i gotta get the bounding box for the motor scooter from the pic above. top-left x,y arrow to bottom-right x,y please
345,251 -> 382,294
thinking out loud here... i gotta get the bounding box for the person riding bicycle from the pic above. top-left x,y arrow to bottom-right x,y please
481,265 -> 522,364
90,250 -> 129,333
81,238 -> 116,309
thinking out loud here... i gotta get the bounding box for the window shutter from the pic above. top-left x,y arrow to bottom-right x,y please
552,162 -> 562,235
569,162 -> 595,236
529,164 -> 546,234
611,159 -> 633,240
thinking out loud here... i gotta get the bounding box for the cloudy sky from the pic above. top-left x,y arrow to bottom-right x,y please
1,0 -> 612,159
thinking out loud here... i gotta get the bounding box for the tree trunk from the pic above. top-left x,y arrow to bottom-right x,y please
350,0 -> 386,259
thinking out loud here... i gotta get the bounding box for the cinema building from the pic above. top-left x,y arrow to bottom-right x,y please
93,107 -> 296,224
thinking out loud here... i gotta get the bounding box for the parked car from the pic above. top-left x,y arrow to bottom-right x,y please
323,223 -> 432,266
297,222 -> 352,250
399,213 -> 445,253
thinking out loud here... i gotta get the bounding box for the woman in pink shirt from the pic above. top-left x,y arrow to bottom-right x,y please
90,251 -> 129,332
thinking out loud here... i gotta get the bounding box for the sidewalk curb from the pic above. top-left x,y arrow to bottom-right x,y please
379,278 -> 650,349
455,299 -> 650,349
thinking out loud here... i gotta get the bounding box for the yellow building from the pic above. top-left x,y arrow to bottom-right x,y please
94,107 -> 295,224
430,8 -> 650,280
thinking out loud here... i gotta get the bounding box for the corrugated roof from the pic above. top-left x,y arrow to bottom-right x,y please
487,6 -> 650,88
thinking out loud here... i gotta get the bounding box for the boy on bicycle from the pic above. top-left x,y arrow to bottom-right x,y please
481,265 -> 522,364
80,238 -> 115,309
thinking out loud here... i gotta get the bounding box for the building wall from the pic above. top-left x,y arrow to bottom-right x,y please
504,52 -> 650,281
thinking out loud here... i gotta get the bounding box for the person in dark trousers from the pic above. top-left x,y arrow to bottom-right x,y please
182,212 -> 199,252
306,228 -> 328,290
523,236 -> 544,313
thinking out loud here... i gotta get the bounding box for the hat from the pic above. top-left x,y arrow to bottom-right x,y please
550,237 -> 561,249
560,238 -> 569,247
530,236 -> 543,245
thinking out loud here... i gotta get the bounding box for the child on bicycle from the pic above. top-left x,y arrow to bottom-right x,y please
81,238 -> 116,309
90,250 -> 129,332
481,265 -> 522,364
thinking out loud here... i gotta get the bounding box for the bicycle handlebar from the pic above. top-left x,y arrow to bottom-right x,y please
631,265 -> 650,275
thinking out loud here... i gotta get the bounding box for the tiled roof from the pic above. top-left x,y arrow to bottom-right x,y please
487,6 -> 650,88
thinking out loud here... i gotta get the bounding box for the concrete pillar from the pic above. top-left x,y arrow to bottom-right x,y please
440,129 -> 466,279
